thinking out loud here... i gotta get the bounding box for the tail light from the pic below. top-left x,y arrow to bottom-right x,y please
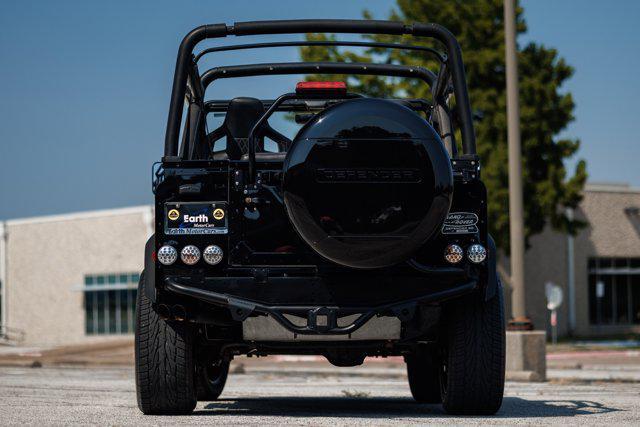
157,245 -> 178,265
444,244 -> 464,264
180,245 -> 201,265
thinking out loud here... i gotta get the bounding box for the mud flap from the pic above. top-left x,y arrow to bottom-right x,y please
144,234 -> 156,303
484,234 -> 498,301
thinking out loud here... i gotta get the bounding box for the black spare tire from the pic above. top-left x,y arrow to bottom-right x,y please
283,98 -> 453,269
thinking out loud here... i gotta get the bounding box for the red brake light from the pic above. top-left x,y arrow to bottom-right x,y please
296,81 -> 347,95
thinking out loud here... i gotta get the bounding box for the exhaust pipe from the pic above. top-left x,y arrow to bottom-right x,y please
156,304 -> 171,320
172,305 -> 187,321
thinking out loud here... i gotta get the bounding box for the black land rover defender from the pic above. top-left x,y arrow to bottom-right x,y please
135,19 -> 505,416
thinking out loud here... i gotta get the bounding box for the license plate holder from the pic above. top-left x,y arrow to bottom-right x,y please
164,202 -> 228,235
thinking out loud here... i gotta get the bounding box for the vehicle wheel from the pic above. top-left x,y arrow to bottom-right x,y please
135,272 -> 197,415
405,346 -> 442,403
196,358 -> 230,401
440,281 -> 505,415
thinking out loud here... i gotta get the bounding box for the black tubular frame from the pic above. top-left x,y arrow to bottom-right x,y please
164,19 -> 476,158
200,61 -> 437,92
165,277 -> 477,335
194,40 -> 446,63
248,92 -> 296,180
204,98 -> 433,113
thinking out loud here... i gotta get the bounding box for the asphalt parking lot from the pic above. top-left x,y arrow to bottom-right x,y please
1,365 -> 639,425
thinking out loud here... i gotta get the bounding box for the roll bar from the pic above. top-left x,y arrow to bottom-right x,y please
203,98 -> 432,114
194,40 -> 446,63
164,19 -> 476,158
200,62 -> 437,91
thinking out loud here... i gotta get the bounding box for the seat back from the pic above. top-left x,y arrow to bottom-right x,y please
223,97 -> 265,159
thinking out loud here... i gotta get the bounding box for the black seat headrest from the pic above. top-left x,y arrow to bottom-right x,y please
225,97 -> 265,137
224,97 -> 265,159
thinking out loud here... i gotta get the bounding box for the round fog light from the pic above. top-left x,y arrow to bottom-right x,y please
203,245 -> 223,265
444,244 -> 464,264
157,245 -> 178,265
180,245 -> 201,265
467,244 -> 487,263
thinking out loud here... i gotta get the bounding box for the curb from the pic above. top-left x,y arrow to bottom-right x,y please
241,365 -> 640,383
505,370 -> 544,382
547,350 -> 640,360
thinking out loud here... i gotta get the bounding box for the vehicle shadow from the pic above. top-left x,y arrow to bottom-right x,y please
199,396 -> 621,419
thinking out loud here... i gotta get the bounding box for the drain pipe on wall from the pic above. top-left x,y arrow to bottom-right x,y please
566,208 -> 576,335
0,222 -> 7,328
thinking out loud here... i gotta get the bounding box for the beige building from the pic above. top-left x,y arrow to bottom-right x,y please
1,183 -> 639,346
0,206 -> 153,346
513,183 -> 640,337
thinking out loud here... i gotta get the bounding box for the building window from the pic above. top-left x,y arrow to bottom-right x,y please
588,258 -> 640,325
83,273 -> 139,335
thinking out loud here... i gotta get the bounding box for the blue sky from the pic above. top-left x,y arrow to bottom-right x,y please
0,0 -> 639,220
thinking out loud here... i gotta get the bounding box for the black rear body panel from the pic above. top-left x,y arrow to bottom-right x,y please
152,155 -> 488,344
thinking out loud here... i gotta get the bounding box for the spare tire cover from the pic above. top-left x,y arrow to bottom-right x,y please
283,98 -> 453,269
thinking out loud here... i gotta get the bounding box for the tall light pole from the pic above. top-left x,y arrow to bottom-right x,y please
504,0 -> 531,328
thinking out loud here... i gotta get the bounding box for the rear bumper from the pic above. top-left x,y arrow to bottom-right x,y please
163,276 -> 477,336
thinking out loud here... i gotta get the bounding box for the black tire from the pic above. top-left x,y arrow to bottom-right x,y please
135,272 -> 197,415
440,281 -> 505,415
196,359 -> 230,401
406,346 -> 442,403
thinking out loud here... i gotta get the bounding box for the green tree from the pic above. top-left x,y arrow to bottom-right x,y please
299,0 -> 587,250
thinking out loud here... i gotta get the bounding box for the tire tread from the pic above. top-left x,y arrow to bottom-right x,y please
441,282 -> 505,415
135,272 -> 197,415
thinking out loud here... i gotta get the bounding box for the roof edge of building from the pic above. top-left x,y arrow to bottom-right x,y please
585,183 -> 640,194
5,205 -> 153,226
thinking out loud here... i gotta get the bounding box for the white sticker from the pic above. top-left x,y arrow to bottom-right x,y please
442,212 -> 479,234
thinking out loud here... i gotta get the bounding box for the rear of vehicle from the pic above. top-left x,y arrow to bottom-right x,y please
135,19 -> 505,416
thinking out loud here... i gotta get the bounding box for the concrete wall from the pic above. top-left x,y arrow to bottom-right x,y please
5,206 -> 152,346
525,227 -> 568,336
500,227 -> 569,336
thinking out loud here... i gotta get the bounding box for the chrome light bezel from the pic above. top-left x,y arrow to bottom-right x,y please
157,245 -> 178,265
467,244 -> 487,264
203,245 -> 224,265
180,245 -> 201,265
444,244 -> 464,264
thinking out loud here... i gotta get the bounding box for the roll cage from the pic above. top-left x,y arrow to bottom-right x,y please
164,19 -> 476,164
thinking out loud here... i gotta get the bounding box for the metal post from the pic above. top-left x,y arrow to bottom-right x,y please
551,309 -> 558,345
504,0 -> 531,328
566,208 -> 576,334
0,222 -> 6,329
